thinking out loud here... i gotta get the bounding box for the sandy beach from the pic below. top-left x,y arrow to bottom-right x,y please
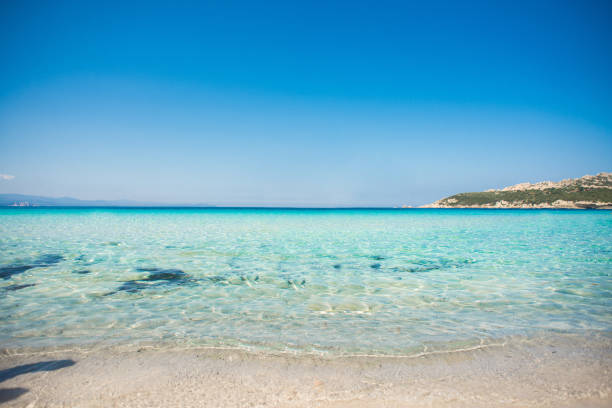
1,334 -> 610,408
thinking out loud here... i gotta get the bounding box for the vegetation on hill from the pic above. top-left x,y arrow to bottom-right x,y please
441,188 -> 612,207
424,172 -> 612,209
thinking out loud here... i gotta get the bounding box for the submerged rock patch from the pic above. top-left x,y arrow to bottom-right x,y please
115,281 -> 150,294
405,265 -> 442,273
138,268 -> 188,281
0,265 -> 34,280
397,258 -> 476,273
36,254 -> 64,265
4,283 -> 36,291
0,254 -> 64,280
107,268 -> 195,295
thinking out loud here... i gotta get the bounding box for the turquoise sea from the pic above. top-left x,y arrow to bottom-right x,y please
1,208 -> 610,355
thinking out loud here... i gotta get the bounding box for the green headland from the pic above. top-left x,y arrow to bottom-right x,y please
423,172 -> 612,209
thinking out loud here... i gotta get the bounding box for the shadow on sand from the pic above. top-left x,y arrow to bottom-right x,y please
0,359 -> 75,403
0,388 -> 28,404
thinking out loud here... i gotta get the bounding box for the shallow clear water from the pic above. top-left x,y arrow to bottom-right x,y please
1,208 -> 610,354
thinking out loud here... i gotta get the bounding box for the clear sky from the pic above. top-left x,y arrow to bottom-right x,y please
1,0 -> 611,206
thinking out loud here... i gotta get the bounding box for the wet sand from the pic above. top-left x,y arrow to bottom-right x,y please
0,335 -> 610,407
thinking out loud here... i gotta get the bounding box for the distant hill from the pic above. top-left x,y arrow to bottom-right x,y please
422,172 -> 612,209
0,194 -> 213,207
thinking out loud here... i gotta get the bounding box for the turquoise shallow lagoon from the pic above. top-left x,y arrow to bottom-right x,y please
1,208 -> 611,355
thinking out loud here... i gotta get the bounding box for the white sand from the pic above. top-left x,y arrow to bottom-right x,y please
0,335 -> 610,407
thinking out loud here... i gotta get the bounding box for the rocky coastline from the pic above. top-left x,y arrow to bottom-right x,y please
422,172 -> 612,209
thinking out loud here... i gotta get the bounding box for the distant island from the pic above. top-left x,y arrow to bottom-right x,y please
0,194 -> 213,207
422,172 -> 612,209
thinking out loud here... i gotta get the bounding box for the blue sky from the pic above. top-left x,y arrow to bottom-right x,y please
1,0 -> 611,206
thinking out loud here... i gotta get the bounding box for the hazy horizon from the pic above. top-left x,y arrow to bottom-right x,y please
1,1 -> 611,206
0,169 -> 610,208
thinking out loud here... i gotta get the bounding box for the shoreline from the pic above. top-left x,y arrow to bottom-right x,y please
2,329 -> 606,359
421,204 -> 612,209
1,334 -> 610,407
